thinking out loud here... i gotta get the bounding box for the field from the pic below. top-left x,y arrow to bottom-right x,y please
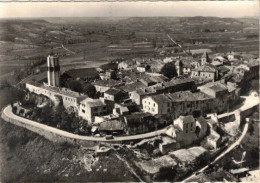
0,17 -> 258,82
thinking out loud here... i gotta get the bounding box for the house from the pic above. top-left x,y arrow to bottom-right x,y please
122,112 -> 155,135
92,79 -> 124,93
198,82 -> 229,113
139,78 -> 157,87
191,63 -> 219,81
142,91 -> 214,118
173,115 -> 197,145
204,129 -> 221,149
218,66 -> 230,78
227,52 -> 242,61
161,115 -> 209,153
182,61 -> 192,75
104,88 -> 127,102
113,103 -> 129,115
26,81 -> 87,112
118,60 -> 135,70
161,78 -> 197,94
79,98 -> 108,122
137,64 -> 150,72
129,88 -> 154,105
98,119 -> 126,136
100,69 -> 117,80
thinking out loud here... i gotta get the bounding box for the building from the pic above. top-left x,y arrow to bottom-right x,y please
47,53 -> 60,87
199,82 -> 230,112
129,88 -> 154,106
118,60 -> 135,70
100,69 -> 117,80
160,78 -> 197,94
137,64 -> 150,72
26,82 -> 87,112
92,80 -> 124,93
98,119 -> 126,136
191,63 -> 219,81
201,51 -> 210,65
79,98 -> 108,122
104,88 -> 127,102
142,91 -> 214,118
122,112 -> 155,135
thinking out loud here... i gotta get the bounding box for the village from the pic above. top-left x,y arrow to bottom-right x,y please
6,43 -> 259,181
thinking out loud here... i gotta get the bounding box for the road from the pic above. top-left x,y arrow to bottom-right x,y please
2,105 -> 167,142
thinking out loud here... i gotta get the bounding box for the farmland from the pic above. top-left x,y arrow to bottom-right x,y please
0,16 -> 258,85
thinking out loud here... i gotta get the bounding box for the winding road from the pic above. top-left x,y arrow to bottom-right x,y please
1,105 -> 167,142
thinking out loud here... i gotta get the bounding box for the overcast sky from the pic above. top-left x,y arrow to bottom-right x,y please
0,1 -> 258,18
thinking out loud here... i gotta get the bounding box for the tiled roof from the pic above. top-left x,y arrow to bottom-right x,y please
92,79 -> 123,87
99,120 -> 125,131
178,115 -> 195,123
80,98 -> 105,107
193,63 -> 218,72
105,88 -> 122,95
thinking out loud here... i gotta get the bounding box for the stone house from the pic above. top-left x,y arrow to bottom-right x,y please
142,91 -> 215,119
92,79 -> 124,93
104,88 -> 127,102
191,63 -> 219,81
98,119 -> 126,136
79,98 -> 108,122
122,112 -> 155,135
100,69 -> 117,80
26,81 -> 87,112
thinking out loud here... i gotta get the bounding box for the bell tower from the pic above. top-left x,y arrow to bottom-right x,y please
47,53 -> 60,87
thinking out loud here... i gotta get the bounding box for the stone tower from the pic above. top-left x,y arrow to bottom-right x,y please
47,53 -> 60,87
175,60 -> 183,76
201,51 -> 210,65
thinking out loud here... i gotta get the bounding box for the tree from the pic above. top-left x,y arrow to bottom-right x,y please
160,62 -> 177,78
67,80 -> 84,93
83,84 -> 96,98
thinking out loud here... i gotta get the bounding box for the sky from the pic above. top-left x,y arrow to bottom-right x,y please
0,1 -> 259,18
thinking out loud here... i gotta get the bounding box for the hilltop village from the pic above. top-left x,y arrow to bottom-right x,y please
9,49 -> 259,180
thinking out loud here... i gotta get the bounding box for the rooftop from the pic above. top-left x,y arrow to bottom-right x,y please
199,82 -> 228,92
104,88 -> 122,95
27,81 -> 86,98
92,79 -> 123,87
80,98 -> 105,107
193,63 -> 219,72
99,120 -> 125,131
177,115 -> 195,124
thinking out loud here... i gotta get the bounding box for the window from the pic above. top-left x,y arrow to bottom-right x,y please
154,103 -> 155,107
82,109 -> 85,113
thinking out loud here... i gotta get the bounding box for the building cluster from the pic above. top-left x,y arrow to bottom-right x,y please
25,50 -> 259,149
